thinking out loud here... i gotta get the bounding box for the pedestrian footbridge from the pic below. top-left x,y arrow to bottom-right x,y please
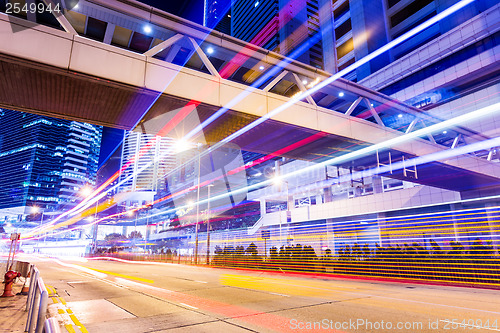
1,0 -> 500,194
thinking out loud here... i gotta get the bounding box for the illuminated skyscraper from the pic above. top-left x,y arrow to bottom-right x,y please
319,0 -> 498,83
118,132 -> 177,196
0,109 -> 102,222
207,0 -> 324,69
204,0 -> 232,34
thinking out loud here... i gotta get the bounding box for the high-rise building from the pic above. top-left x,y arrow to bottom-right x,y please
227,0 -> 324,69
319,0 -> 498,82
0,109 -> 102,222
204,0 -> 232,34
118,132 -> 177,205
220,0 -> 497,86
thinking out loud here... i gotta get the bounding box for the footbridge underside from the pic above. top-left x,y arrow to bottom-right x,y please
1,13 -> 500,195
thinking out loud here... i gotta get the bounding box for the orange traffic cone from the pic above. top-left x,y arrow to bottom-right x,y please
19,273 -> 30,295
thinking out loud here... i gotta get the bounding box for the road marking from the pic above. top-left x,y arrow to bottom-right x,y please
48,290 -> 89,333
269,292 -> 290,297
79,266 -> 154,284
64,324 -> 76,333
179,302 -> 198,310
194,280 -> 208,283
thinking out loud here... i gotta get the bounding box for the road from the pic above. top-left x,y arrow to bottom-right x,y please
30,256 -> 500,333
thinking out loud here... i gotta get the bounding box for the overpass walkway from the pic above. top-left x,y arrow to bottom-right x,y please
1,0 -> 500,193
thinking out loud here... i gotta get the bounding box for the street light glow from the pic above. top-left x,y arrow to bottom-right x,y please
80,186 -> 92,197
174,139 -> 193,153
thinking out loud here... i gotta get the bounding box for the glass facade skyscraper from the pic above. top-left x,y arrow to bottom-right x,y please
0,109 -> 102,223
118,131 -> 177,207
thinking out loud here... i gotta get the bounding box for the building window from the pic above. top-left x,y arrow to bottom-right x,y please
336,38 -> 353,59
335,18 -> 351,40
333,0 -> 349,20
390,0 -> 433,28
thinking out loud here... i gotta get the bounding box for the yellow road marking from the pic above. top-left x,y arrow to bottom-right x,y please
55,295 -> 89,333
69,314 -> 82,326
64,324 -> 76,333
80,266 -> 154,284
52,297 -> 59,303
45,284 -> 57,295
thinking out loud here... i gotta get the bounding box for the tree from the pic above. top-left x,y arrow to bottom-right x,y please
104,233 -> 126,242
246,242 -> 258,256
128,231 -> 143,239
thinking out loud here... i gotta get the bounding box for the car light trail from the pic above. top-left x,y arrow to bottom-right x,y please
40,0 -> 474,233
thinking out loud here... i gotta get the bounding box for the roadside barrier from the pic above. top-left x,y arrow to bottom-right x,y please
25,265 -> 49,333
44,317 -> 62,333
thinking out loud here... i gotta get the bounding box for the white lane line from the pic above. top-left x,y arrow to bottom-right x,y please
269,292 -> 290,297
179,302 -> 198,310
67,281 -> 87,284
440,320 -> 500,331
194,280 -> 208,283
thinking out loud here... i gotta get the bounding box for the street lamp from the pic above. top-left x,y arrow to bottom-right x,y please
81,186 -> 99,254
206,184 -> 214,265
173,139 -> 202,264
144,204 -> 152,254
194,148 -> 201,265
273,177 -> 290,247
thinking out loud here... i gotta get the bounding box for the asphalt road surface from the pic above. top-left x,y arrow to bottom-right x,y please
30,256 -> 500,333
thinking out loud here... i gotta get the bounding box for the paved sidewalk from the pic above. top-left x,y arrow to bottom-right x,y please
0,282 -> 29,333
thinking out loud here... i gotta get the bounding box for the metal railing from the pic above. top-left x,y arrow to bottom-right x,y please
25,265 -> 49,333
44,317 -> 62,333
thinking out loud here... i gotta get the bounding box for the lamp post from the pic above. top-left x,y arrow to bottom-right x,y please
174,139 -> 202,264
206,184 -> 214,265
145,205 -> 150,254
81,186 -> 98,254
273,177 -> 290,247
194,144 -> 202,265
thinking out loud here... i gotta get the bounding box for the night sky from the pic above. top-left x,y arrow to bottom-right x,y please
137,0 -> 205,24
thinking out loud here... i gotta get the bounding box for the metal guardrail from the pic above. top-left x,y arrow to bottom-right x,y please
44,317 -> 62,333
25,264 -> 53,333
